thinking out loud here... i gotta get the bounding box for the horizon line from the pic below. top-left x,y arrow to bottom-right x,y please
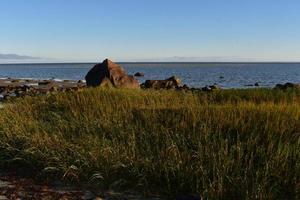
1,61 -> 300,65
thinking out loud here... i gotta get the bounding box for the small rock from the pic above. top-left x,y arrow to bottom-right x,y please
209,84 -> 221,90
38,81 -> 53,86
178,84 -> 190,91
201,84 -> 221,92
201,86 -> 212,92
134,72 -> 145,77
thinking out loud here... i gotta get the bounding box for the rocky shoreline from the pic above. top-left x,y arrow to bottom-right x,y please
1,76 -> 299,104
0,78 -> 86,102
0,59 -> 299,103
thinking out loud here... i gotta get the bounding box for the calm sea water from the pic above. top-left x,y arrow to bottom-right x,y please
0,63 -> 299,88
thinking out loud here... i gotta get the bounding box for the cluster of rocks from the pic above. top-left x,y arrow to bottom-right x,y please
142,76 -> 181,89
275,82 -> 300,90
0,78 -> 86,101
140,76 -> 221,92
85,59 -> 221,92
86,59 -> 300,92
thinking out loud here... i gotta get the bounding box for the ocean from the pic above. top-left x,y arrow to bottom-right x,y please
0,62 -> 299,88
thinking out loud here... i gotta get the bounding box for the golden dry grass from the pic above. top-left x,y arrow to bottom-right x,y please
0,87 -> 299,199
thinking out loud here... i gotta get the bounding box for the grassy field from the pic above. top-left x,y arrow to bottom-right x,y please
0,88 -> 299,199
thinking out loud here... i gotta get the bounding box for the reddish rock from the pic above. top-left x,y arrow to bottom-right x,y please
85,59 -> 140,89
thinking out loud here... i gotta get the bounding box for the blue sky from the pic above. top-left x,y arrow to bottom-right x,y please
1,0 -> 300,62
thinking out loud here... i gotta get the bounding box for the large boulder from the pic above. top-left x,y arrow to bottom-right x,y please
143,76 -> 181,89
85,59 -> 140,89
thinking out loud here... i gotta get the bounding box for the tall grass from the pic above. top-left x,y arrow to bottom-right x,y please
0,88 -> 299,199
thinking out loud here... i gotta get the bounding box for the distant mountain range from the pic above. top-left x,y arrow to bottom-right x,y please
0,53 -> 41,60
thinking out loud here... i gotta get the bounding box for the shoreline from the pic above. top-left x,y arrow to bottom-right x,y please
0,78 -> 86,102
1,77 -> 299,103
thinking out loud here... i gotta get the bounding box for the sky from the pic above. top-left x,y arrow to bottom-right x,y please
1,0 -> 300,62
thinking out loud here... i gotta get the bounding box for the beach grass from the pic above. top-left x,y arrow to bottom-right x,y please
0,87 -> 299,199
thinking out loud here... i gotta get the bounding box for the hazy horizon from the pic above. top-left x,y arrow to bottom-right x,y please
2,60 -> 300,65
